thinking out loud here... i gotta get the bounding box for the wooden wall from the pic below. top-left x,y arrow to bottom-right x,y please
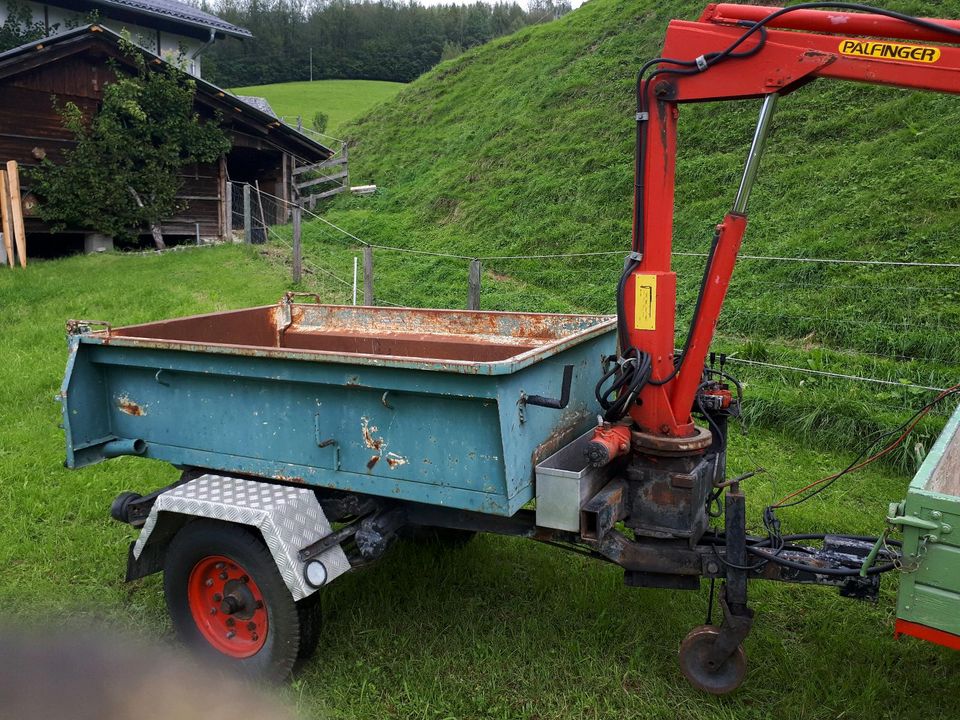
0,51 -> 290,241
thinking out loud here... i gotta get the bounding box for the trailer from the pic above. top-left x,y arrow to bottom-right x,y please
61,301 -> 621,677
62,2 -> 960,694
62,294 -> 922,693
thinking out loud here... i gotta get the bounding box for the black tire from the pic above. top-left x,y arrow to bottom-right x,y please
295,592 -> 323,661
163,519 -> 302,681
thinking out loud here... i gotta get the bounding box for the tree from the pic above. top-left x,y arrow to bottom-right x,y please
311,111 -> 328,134
203,1 -> 563,87
31,40 -> 231,249
0,0 -> 51,52
0,0 -> 92,53
440,40 -> 464,62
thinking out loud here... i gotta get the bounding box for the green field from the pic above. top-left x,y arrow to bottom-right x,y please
231,79 -> 405,136
0,246 -> 958,720
3,0 -> 960,716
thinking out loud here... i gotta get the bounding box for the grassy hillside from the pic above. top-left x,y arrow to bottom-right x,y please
1,247 -> 959,719
298,0 -> 960,466
231,79 -> 405,135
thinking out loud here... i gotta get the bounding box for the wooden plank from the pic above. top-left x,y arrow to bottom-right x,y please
7,161 -> 26,267
291,156 -> 345,176
302,186 -> 347,202
296,170 -> 349,191
317,155 -> 348,170
0,170 -> 13,267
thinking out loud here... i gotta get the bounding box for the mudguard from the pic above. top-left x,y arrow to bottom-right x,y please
133,474 -> 350,600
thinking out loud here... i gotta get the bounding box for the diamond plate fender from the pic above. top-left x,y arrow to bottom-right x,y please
133,474 -> 350,600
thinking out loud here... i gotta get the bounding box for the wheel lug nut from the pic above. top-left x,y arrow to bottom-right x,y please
209,608 -> 217,615
247,622 -> 256,631
226,631 -> 236,639
240,575 -> 249,584
226,618 -> 235,627
213,593 -> 222,602
219,572 -> 228,581
215,562 -> 225,570
204,578 -> 213,587
251,633 -> 259,641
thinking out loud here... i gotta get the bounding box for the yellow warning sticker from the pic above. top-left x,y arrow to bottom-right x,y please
634,274 -> 657,331
839,39 -> 940,64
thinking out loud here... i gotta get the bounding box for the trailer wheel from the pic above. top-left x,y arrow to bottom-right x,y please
163,520 -> 302,680
678,625 -> 747,695
295,592 -> 323,661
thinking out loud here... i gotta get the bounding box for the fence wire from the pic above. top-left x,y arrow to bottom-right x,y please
234,182 -> 960,428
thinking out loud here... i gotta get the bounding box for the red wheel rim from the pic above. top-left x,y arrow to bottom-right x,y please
186,555 -> 269,658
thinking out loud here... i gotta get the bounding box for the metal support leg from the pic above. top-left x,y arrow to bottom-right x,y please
678,485 -> 753,695
706,486 -> 754,665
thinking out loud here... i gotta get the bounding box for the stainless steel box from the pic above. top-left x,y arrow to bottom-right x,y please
535,430 -> 607,531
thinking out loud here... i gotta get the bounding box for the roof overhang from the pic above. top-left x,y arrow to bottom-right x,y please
0,26 -> 330,164
44,0 -> 252,40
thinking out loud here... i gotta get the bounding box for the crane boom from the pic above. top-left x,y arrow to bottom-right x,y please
617,3 -> 960,438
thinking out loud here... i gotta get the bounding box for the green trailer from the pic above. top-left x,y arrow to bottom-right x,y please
892,402 -> 960,650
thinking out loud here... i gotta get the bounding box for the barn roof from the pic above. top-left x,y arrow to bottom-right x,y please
0,25 -> 331,163
48,0 -> 252,39
237,95 -> 278,118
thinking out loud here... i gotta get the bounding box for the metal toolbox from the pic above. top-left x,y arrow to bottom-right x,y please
892,402 -> 960,648
534,429 -> 608,531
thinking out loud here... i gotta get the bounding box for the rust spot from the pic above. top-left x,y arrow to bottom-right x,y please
361,417 -> 383,451
366,455 -> 380,470
116,395 -> 145,416
530,408 -> 590,465
385,452 -> 407,469
273,474 -> 304,483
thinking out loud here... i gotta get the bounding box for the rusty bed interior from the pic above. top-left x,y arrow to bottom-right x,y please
107,304 -> 615,364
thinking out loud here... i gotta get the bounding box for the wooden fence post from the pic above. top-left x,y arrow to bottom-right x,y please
292,205 -> 302,284
242,184 -> 252,244
468,259 -> 482,310
363,245 -> 374,305
225,181 -> 233,239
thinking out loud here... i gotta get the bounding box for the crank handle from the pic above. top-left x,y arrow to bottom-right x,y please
522,365 -> 574,410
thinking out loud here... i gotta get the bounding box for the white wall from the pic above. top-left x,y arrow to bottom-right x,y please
0,1 -> 206,76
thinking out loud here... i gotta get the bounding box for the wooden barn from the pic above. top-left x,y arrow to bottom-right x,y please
0,24 -> 333,252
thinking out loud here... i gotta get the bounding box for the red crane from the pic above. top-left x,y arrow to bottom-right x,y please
591,3 -> 960,445
583,3 -> 960,691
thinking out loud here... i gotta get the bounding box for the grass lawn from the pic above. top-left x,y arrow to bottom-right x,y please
1,246 -> 958,719
230,79 -> 405,136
